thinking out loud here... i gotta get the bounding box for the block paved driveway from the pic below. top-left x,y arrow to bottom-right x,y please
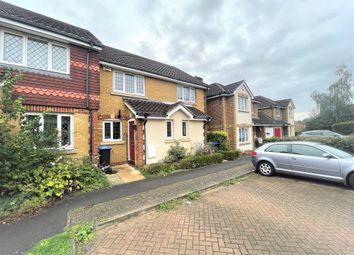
87,174 -> 354,255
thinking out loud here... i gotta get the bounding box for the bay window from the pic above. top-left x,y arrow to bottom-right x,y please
103,120 -> 122,141
1,30 -> 69,73
113,70 -> 145,96
177,85 -> 195,103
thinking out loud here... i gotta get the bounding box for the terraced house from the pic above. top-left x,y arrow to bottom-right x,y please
0,1 -> 102,159
99,46 -> 209,166
206,80 -> 254,151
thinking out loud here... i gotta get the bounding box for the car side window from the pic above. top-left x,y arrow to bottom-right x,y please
291,145 -> 324,157
307,131 -> 322,136
265,144 -> 288,153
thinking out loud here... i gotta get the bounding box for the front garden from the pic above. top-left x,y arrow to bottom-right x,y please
140,131 -> 242,177
0,71 -> 109,222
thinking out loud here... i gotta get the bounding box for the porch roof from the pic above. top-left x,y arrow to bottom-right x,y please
124,97 -> 210,120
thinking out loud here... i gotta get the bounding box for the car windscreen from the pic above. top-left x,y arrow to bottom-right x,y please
318,145 -> 352,158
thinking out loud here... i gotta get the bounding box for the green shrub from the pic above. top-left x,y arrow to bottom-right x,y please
218,150 -> 240,160
207,131 -> 230,150
332,121 -> 354,135
193,142 -> 214,156
263,136 -> 354,154
178,153 -> 223,169
164,142 -> 187,163
140,162 -> 178,177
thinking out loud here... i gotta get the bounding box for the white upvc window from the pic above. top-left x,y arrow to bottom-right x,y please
103,120 -> 122,141
238,127 -> 249,143
289,106 -> 294,118
238,96 -> 248,111
25,113 -> 74,149
0,29 -> 69,74
182,121 -> 188,137
113,70 -> 145,96
177,85 -> 195,103
166,120 -> 173,139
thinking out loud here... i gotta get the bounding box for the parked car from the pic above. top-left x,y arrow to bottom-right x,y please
251,141 -> 354,188
299,130 -> 343,137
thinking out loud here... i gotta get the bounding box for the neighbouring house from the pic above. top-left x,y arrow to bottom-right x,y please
206,80 -> 254,151
99,46 -> 209,166
253,96 -> 296,139
0,1 -> 102,159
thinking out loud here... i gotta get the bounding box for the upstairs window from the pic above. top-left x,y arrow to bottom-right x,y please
238,96 -> 248,111
177,85 -> 195,103
1,30 -> 69,73
113,71 -> 145,96
289,106 -> 294,118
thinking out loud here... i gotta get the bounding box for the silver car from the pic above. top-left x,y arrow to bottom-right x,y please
300,130 -> 343,137
251,141 -> 354,188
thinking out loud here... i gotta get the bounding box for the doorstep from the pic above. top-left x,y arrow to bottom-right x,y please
112,164 -> 145,183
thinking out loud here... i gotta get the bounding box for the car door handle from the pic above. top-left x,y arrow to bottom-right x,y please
290,157 -> 296,160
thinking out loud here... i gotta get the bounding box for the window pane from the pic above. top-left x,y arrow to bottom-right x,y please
125,74 -> 135,93
114,71 -> 123,91
44,115 -> 57,132
292,145 -> 324,157
52,45 -> 67,72
61,116 -> 71,146
104,122 -> 111,139
27,38 -> 48,69
182,122 -> 187,136
136,75 -> 144,94
190,88 -> 195,102
177,86 -> 183,100
113,122 -> 121,140
167,121 -> 172,137
266,144 -> 288,153
4,32 -> 23,64
183,87 -> 190,101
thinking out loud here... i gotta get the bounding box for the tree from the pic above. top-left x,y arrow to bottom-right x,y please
308,65 -> 354,130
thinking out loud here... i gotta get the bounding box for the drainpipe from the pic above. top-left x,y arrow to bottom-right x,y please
86,42 -> 94,158
143,113 -> 149,165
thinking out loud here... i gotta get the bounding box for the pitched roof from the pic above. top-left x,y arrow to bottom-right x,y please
206,80 -> 245,98
254,96 -> 279,108
124,97 -> 209,120
253,112 -> 290,126
0,1 -> 102,46
101,45 -> 207,88
276,99 -> 292,108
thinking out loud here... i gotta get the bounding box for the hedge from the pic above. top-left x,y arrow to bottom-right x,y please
263,136 -> 354,154
332,121 -> 354,135
178,153 -> 223,169
140,153 -> 224,177
217,150 -> 240,161
207,131 -> 230,150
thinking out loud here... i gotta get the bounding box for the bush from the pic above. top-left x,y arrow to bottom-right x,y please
218,150 -> 240,160
164,142 -> 187,163
178,153 -> 223,169
193,141 -> 214,156
140,162 -> 178,177
332,121 -> 354,135
263,136 -> 354,154
207,131 -> 230,150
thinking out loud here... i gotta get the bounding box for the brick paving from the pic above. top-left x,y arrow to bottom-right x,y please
87,175 -> 354,255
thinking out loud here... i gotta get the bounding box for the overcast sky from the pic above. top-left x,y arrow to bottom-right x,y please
8,0 -> 354,120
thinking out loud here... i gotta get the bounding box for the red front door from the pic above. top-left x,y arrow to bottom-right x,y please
129,121 -> 135,161
274,128 -> 281,138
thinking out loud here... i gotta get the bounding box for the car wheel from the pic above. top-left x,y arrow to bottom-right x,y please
257,161 -> 274,176
348,172 -> 354,189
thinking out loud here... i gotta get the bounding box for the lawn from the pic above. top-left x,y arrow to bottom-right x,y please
26,232 -> 71,255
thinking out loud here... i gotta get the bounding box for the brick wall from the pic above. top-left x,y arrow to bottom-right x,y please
6,44 -> 100,110
135,119 -> 145,167
206,97 -> 224,131
225,96 -> 236,149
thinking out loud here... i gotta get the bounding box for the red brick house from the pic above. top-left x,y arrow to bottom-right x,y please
0,1 -> 102,159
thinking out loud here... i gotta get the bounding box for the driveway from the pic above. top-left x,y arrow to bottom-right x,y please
87,174 -> 354,255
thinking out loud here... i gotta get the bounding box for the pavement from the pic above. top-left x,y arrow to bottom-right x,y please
0,157 -> 251,255
87,174 -> 354,255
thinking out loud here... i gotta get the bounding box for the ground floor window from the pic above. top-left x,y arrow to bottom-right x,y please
103,120 -> 122,141
182,121 -> 188,137
166,120 -> 173,138
25,113 -> 73,148
238,127 -> 249,143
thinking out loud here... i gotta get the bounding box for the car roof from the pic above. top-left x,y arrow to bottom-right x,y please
266,141 -> 320,146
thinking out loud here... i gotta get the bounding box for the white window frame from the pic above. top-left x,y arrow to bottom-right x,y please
238,96 -> 248,111
177,85 -> 195,103
289,107 -> 294,118
166,120 -> 174,139
0,29 -> 70,74
182,120 -> 188,137
24,112 -> 74,149
238,127 -> 249,143
102,120 -> 122,142
113,70 -> 145,96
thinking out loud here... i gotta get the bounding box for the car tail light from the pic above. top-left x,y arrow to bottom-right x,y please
251,151 -> 257,156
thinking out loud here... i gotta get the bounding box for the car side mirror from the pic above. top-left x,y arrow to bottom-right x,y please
322,153 -> 333,159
